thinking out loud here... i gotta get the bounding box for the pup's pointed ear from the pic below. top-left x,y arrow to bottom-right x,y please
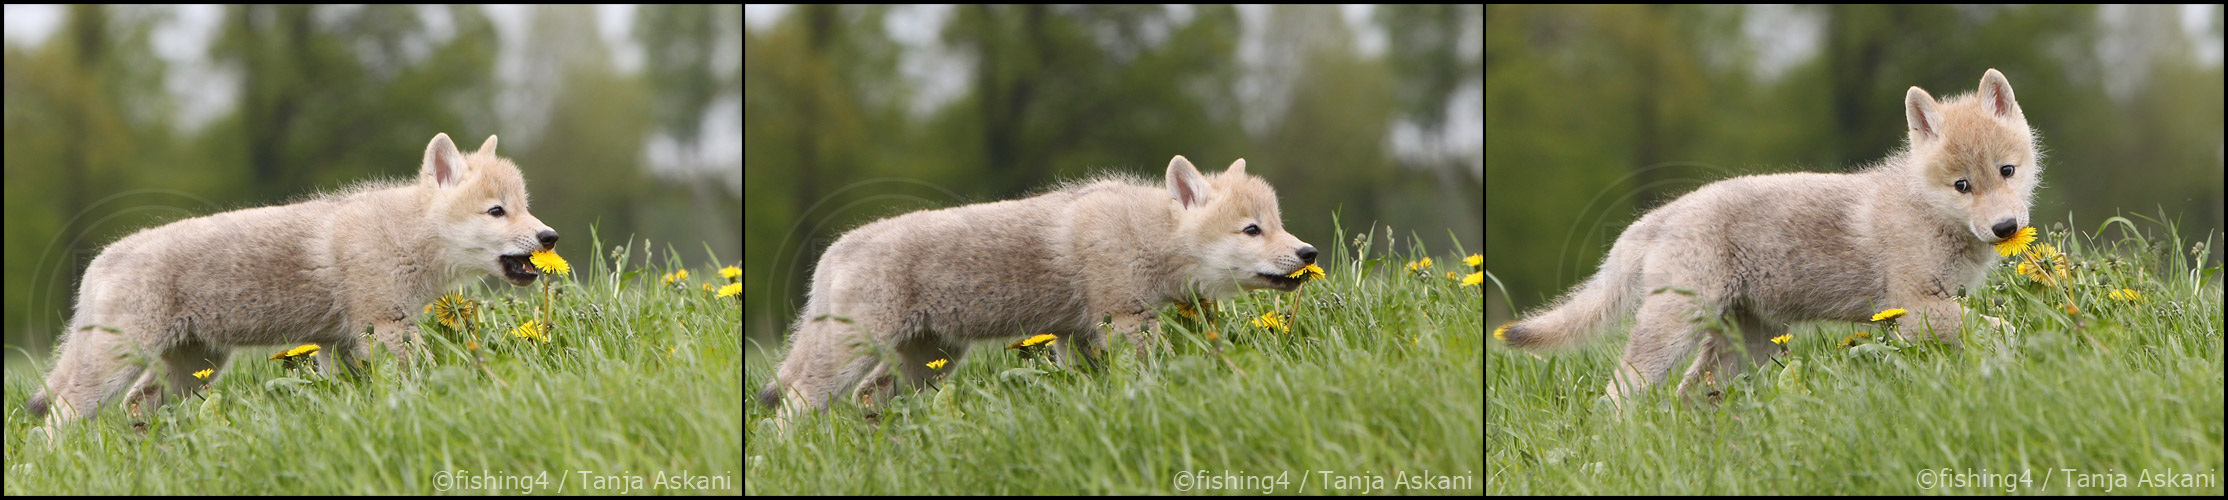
421,133 -> 469,187
1166,155 -> 1213,209
479,135 -> 500,155
1225,159 -> 1247,177
1904,87 -> 1943,146
1977,69 -> 2022,122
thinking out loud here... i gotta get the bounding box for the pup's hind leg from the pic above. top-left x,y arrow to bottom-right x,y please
766,318 -> 881,430
1604,293 -> 1709,407
34,327 -> 152,427
114,339 -> 228,420
1672,314 -> 1784,403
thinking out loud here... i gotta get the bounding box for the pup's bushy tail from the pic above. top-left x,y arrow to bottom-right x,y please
1496,243 -> 1645,350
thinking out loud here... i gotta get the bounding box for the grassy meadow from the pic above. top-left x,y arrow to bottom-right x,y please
1486,215 -> 2226,494
744,218 -> 1486,495
4,230 -> 742,494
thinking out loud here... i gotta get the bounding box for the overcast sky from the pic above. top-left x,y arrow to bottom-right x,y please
4,5 -> 740,191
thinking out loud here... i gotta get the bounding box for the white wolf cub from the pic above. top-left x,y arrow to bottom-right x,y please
1497,69 -> 2040,405
757,156 -> 1317,427
29,133 -> 559,428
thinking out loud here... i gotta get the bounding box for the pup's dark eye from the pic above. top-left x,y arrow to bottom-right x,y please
1243,224 -> 1261,236
487,206 -> 506,217
1953,179 -> 1971,193
1999,165 -> 2015,177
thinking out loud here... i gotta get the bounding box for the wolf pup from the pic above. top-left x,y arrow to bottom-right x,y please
1497,69 -> 2039,405
29,133 -> 558,428
757,156 -> 1316,427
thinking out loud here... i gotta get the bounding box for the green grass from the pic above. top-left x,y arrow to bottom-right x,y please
4,229 -> 741,494
1486,214 -> 2225,494
743,218 -> 1485,494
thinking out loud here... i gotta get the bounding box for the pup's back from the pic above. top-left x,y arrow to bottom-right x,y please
79,198 -> 357,343
811,188 -> 1084,335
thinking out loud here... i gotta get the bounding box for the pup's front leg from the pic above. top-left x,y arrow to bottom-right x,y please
1904,300 -> 1967,346
368,314 -> 433,366
1110,308 -> 1165,360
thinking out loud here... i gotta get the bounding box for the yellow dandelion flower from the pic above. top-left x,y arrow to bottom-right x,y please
529,250 -> 570,276
428,292 -> 472,329
702,283 -> 714,291
1251,311 -> 1289,333
510,320 -> 549,343
2015,244 -> 2070,286
1870,308 -> 1907,321
926,358 -> 949,370
720,265 -> 741,279
1465,253 -> 1482,267
2015,261 -> 2046,284
1006,333 -> 1060,360
1460,271 -> 1484,287
193,369 -> 213,380
1770,334 -> 1792,346
716,282 -> 742,298
662,269 -> 690,286
2107,289 -> 2142,301
1286,263 -> 1325,280
1176,302 -> 1201,320
1493,324 -> 1510,341
1994,227 -> 2036,257
1406,257 -> 1433,273
271,343 -> 320,360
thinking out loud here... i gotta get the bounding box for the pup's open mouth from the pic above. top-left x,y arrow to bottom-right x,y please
1257,272 -> 1306,291
499,254 -> 539,286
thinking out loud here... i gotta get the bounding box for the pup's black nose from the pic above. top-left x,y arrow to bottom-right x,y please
1296,245 -> 1317,264
1990,220 -> 2021,239
538,230 -> 560,249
